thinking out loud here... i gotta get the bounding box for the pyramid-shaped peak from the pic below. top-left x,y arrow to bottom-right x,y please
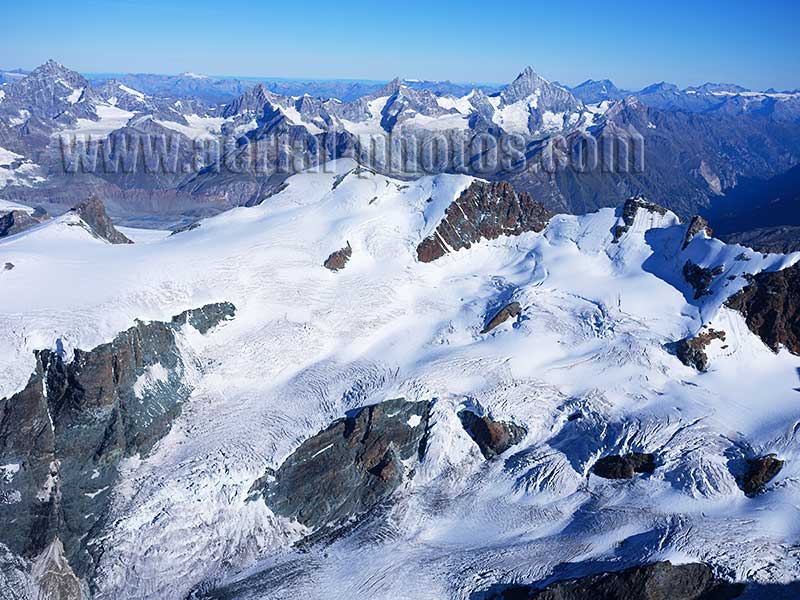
32,59 -> 74,76
514,66 -> 548,83
23,59 -> 88,87
377,77 -> 403,96
500,66 -> 579,108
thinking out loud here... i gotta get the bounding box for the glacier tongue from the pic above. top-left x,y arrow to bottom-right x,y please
0,159 -> 799,599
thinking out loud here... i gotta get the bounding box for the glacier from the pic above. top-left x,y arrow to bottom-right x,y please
0,159 -> 799,599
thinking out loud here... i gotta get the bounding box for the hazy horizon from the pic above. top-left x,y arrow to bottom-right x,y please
2,0 -> 798,91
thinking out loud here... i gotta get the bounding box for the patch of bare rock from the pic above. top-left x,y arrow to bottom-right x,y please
417,181 -> 551,262
592,453 -> 656,479
323,241 -> 352,271
458,409 -> 527,459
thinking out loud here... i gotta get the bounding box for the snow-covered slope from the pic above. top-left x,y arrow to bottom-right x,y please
1,160 -> 799,599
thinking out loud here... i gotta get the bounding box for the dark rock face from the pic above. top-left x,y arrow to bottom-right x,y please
416,181 -> 551,262
741,455 -> 784,497
592,453 -> 656,479
683,260 -> 724,300
323,241 -> 352,271
726,263 -> 800,354
481,302 -> 522,333
171,301 -> 236,334
675,328 -> 726,372
69,197 -> 132,244
0,302 -> 234,580
612,196 -> 668,242
259,398 -> 430,530
481,561 -> 744,600
0,209 -> 48,238
170,222 -> 201,235
458,410 -> 527,459
683,215 -> 713,249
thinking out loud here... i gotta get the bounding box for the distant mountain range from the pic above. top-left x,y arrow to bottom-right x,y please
1,60 -> 799,238
4,64 -> 797,104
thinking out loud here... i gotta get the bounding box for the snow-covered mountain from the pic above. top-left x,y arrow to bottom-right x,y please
1,161 -> 799,599
2,60 -> 800,235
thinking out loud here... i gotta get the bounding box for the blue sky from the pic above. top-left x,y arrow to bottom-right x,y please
2,0 -> 798,90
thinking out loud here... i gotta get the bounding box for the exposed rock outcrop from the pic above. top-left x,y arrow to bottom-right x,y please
69,197 -> 132,244
481,561 -> 744,600
592,453 -> 656,479
0,302 -> 234,581
0,209 -> 48,238
612,196 -> 667,242
675,327 -> 726,371
683,260 -> 724,299
481,302 -> 522,333
416,181 -> 551,262
741,455 -> 784,497
726,263 -> 800,354
257,398 -> 430,530
170,222 -> 200,235
323,241 -> 352,271
683,215 -> 713,249
170,301 -> 237,334
458,410 -> 527,459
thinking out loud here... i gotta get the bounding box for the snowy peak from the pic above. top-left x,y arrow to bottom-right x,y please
488,67 -> 585,136
3,60 -> 95,118
499,66 -> 580,108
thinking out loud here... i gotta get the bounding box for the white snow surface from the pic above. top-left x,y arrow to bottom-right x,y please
0,146 -> 45,190
339,96 -> 390,136
58,104 -> 135,139
155,114 -> 226,140
66,86 -> 84,104
0,199 -> 35,214
118,83 -> 146,99
436,91 -> 475,114
1,160 -> 800,598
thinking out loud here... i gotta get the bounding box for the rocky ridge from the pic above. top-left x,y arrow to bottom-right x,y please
417,181 -> 551,262
0,302 -> 234,586
726,263 -> 800,354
